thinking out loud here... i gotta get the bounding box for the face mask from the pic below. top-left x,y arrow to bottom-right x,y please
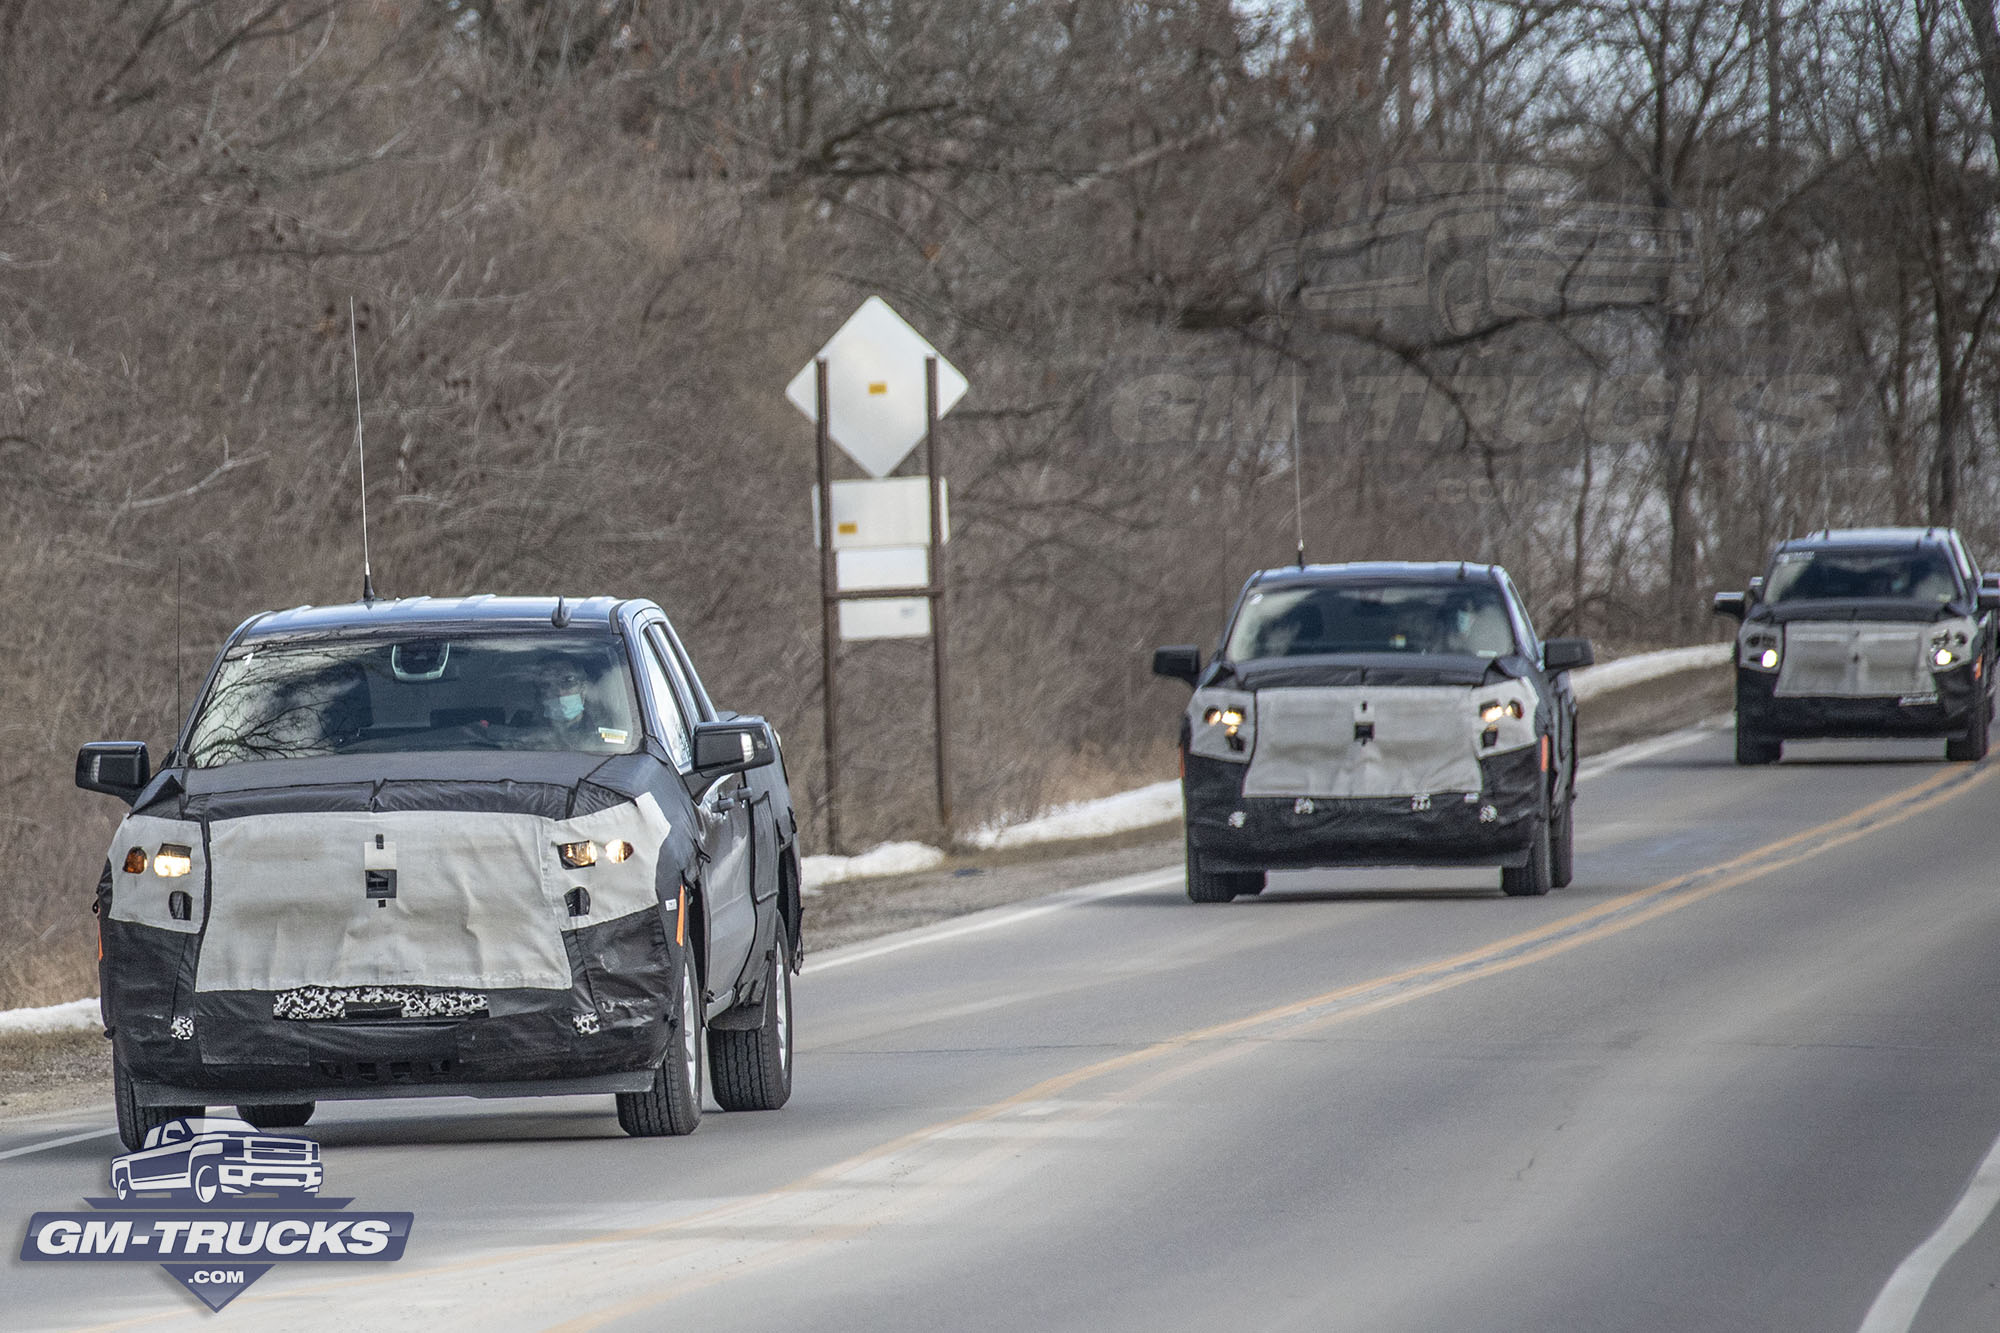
1454,610 -> 1474,634
547,692 -> 584,723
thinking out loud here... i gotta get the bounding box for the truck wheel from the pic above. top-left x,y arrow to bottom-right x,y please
1947,692 -> 1991,761
192,1162 -> 220,1205
1549,791 -> 1576,890
237,1102 -> 315,1129
1735,721 -> 1781,765
1185,827 -> 1241,903
617,948 -> 703,1137
114,1054 -> 196,1153
708,934 -> 793,1112
1501,801 -> 1554,898
111,1166 -> 133,1201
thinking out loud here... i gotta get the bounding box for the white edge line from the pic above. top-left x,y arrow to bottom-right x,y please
1575,715 -> 1731,785
807,868 -> 1184,975
0,1126 -> 117,1163
1857,1128 -> 2000,1333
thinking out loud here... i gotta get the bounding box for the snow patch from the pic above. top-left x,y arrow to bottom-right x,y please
969,780 -> 1183,851
0,997 -> 98,1036
802,840 -> 946,892
1569,643 -> 1731,702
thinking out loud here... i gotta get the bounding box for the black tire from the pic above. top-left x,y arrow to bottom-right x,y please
1947,690 -> 1991,762
617,947 -> 703,1137
1549,789 -> 1575,890
1735,719 -> 1781,765
237,1102 -> 315,1130
1185,826 -> 1242,903
1501,797 -> 1553,898
1234,871 -> 1269,897
192,1162 -> 220,1205
709,933 -> 793,1112
114,1054 -> 197,1153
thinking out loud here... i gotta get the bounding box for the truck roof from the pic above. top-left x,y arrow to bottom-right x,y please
237,595 -> 631,642
1250,561 -> 1504,590
1777,527 -> 1957,552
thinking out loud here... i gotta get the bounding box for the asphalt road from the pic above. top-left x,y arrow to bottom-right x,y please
10,722 -> 2000,1331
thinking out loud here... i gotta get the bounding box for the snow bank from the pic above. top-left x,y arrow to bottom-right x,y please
1569,642 -> 1731,703
801,840 -> 947,892
0,997 -> 98,1036
968,780 -> 1182,851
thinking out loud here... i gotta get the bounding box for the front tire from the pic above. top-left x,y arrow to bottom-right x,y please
192,1162 -> 219,1205
1501,796 -> 1554,897
709,934 -> 793,1112
1947,690 -> 1991,761
1549,788 -> 1576,890
114,1054 -> 196,1153
238,1102 -> 315,1130
1735,719 -> 1781,765
1186,827 -> 1258,903
617,948 -> 704,1137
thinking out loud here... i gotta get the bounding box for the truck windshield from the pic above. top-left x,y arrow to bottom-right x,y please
1225,583 -> 1518,660
184,633 -> 643,767
1765,549 -> 1960,603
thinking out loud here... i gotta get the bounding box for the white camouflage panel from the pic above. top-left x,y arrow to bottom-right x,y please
107,815 -> 208,934
138,794 -> 677,994
1774,622 -> 1930,697
1241,681 -> 1537,799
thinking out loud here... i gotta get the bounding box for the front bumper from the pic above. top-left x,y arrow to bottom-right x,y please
220,1162 -> 324,1192
1184,746 -> 1545,873
103,902 -> 683,1102
1738,664 -> 1983,739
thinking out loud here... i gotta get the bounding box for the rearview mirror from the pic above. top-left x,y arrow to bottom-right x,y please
689,720 -> 776,783
1746,575 -> 1766,602
1542,638 -> 1595,673
76,742 -> 150,805
1152,645 -> 1201,687
1713,591 -> 1748,619
1979,590 -> 2000,614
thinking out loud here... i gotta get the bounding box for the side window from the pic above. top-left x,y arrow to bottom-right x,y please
1500,574 -> 1538,656
651,624 -> 714,723
633,629 -> 692,769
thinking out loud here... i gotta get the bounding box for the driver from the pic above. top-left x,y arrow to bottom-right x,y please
537,662 -> 600,745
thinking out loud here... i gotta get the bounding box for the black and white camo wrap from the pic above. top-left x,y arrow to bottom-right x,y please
273,986 -> 490,1021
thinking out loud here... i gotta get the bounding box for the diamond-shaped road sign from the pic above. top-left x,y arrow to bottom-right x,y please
786,296 -> 968,478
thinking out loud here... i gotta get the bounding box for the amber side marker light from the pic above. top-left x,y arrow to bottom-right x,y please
122,849 -> 149,875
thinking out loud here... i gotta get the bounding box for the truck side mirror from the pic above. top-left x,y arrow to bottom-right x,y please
1152,645 -> 1201,687
689,720 -> 775,785
1542,638 -> 1595,673
1713,591 -> 1748,619
76,742 -> 150,805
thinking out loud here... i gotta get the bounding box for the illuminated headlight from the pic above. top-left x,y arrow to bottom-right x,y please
558,840 -> 598,869
1479,699 -> 1525,725
1742,631 -> 1782,671
151,844 -> 193,878
1930,620 -> 1976,671
604,840 -> 634,864
1202,706 -> 1246,737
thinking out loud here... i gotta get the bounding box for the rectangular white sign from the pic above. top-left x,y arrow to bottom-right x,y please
811,477 -> 948,550
839,597 -> 932,640
837,547 -> 929,592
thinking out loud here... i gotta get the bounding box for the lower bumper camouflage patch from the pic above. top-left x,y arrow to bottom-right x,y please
274,986 -> 490,1021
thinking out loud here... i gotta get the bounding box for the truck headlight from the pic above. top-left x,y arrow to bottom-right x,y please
1742,630 -> 1781,671
558,840 -> 598,869
1930,620 -> 1976,671
152,844 -> 193,878
1479,699 -> 1525,724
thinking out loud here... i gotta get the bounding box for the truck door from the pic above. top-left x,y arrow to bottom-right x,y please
638,623 -> 754,1000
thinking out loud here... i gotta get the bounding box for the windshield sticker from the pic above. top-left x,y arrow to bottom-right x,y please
18,1119 -> 413,1312
598,728 -> 629,744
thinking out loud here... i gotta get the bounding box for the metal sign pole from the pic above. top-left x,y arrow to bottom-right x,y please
926,355 -> 952,835
815,357 -> 843,854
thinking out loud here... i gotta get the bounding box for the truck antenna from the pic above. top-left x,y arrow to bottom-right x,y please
1291,369 -> 1306,569
350,297 -> 377,604
174,554 -> 184,754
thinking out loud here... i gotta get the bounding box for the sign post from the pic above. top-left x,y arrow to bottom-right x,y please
791,300 -> 966,851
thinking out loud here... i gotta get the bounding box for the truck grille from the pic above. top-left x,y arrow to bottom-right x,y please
1775,623 -> 1930,697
